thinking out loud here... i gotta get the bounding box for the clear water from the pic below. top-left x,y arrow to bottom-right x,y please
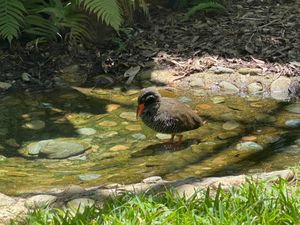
0,87 -> 299,195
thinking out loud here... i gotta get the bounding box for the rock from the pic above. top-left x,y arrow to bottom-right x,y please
218,132 -> 238,140
270,77 -> 291,100
98,121 -> 117,127
120,112 -> 136,121
23,120 -> 45,130
98,131 -> 118,138
125,125 -> 142,131
59,64 -> 87,86
209,66 -> 234,74
0,193 -> 16,206
188,78 -> 204,88
28,139 -> 89,159
237,142 -> 263,151
5,139 -> 20,147
0,82 -> 12,90
21,72 -> 31,81
67,198 -> 95,213
94,74 -> 114,87
255,114 -> 276,123
106,104 -> 120,112
285,104 -> 300,114
177,96 -> 191,103
247,82 -> 263,94
238,67 -> 261,75
142,176 -> 163,184
222,121 -> 240,130
219,81 -> 239,93
110,145 -> 129,151
132,133 -> 146,140
76,128 -> 96,135
285,119 -> 300,128
139,69 -> 175,85
241,136 -> 257,141
79,173 -> 101,181
25,195 -> 57,209
174,184 -> 198,199
211,96 -> 225,104
156,133 -> 172,140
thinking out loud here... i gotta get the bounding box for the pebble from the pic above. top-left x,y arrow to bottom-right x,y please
23,120 -> 45,130
237,142 -> 263,151
209,66 -> 234,74
132,133 -> 146,140
120,112 -> 136,121
241,136 -> 257,141
178,96 -> 191,103
211,96 -> 225,104
222,121 -> 240,130
238,67 -> 261,75
156,133 -> 171,140
98,131 -> 118,138
79,173 -> 101,181
110,145 -> 129,151
285,119 -> 300,128
285,104 -> 300,114
106,104 -> 120,112
219,81 -> 239,93
98,120 -> 117,127
125,125 -> 142,131
76,128 -> 96,135
247,82 -> 263,94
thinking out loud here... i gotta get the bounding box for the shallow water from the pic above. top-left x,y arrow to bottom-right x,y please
0,87 -> 299,195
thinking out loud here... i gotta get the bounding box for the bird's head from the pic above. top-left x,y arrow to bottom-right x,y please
136,87 -> 161,119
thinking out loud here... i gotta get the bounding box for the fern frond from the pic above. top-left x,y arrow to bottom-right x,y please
0,0 -> 26,43
76,0 -> 122,31
185,2 -> 225,19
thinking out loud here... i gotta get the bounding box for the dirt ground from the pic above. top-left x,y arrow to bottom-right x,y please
0,0 -> 299,91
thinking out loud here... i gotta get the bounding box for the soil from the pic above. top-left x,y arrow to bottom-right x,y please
0,0 -> 299,92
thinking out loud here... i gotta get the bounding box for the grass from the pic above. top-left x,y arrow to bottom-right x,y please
16,175 -> 300,225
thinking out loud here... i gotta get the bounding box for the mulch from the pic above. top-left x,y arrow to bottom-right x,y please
0,0 -> 299,90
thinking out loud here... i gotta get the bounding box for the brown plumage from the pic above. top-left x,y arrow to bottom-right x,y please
136,87 -> 204,144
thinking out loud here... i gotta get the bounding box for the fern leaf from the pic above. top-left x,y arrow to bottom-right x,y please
0,0 -> 26,43
76,0 -> 122,31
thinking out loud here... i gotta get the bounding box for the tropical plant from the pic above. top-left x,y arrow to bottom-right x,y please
0,0 -> 148,44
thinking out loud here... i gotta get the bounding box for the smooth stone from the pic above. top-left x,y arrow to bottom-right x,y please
132,133 -> 146,140
255,114 -> 276,123
218,132 -> 238,140
67,198 -> 95,213
237,142 -> 263,151
79,173 -> 101,181
142,176 -> 163,184
106,104 -> 120,112
25,195 -> 57,209
219,113 -> 236,121
242,136 -> 257,141
0,193 -> 16,206
285,104 -> 300,114
156,133 -> 171,140
174,184 -> 198,199
139,69 -> 175,85
211,96 -> 225,104
209,66 -> 234,74
76,128 -> 96,135
68,155 -> 87,161
23,120 -> 45,130
177,96 -> 191,103
5,139 -> 20,147
125,125 -> 142,131
28,140 -> 88,159
0,82 -> 12,90
219,81 -> 239,93
120,112 -> 136,121
99,131 -> 118,138
270,77 -> 291,100
98,121 -> 117,127
247,82 -> 263,94
238,67 -> 261,75
110,145 -> 129,151
285,119 -> 300,128
222,121 -> 240,130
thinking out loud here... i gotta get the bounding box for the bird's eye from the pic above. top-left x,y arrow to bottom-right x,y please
145,95 -> 156,104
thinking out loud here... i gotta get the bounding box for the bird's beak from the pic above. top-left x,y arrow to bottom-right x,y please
136,103 -> 144,120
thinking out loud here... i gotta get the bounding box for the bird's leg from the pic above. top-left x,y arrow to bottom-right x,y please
175,134 -> 183,145
162,134 -> 175,144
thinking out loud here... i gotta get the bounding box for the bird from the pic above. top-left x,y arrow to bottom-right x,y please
136,87 -> 204,145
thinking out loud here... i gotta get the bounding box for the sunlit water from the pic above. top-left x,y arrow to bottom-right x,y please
0,87 -> 299,195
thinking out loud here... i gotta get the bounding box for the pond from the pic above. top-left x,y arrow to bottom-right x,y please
0,87 -> 299,195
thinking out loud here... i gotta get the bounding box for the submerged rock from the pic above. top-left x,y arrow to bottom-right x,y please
177,96 -> 191,103
222,121 -> 240,130
219,81 -> 239,93
237,142 -> 263,151
285,119 -> 300,128
285,104 -> 300,114
28,139 -> 89,159
98,131 -> 118,139
156,133 -> 172,140
120,112 -> 136,121
106,104 -> 120,112
78,174 -> 101,181
132,133 -> 146,140
110,145 -> 129,151
211,96 -> 225,104
23,120 -> 45,130
76,128 -> 96,135
98,120 -> 117,127
125,125 -> 142,131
